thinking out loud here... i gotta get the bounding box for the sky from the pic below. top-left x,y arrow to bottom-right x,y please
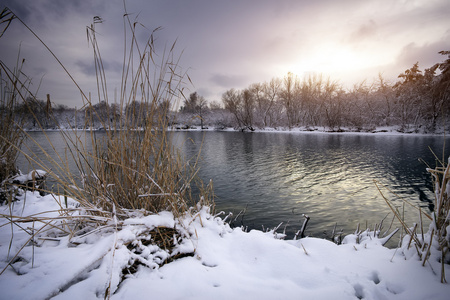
1,0 -> 449,108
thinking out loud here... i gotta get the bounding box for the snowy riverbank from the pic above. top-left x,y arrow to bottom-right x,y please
1,187 -> 449,300
23,124 -> 449,137
168,124 -> 449,137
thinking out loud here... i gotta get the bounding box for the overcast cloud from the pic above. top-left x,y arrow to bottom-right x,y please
1,0 -> 449,108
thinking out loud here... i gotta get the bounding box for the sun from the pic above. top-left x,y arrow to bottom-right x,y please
288,44 -> 388,80
300,47 -> 365,73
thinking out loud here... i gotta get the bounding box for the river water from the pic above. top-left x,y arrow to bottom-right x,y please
18,130 -> 449,243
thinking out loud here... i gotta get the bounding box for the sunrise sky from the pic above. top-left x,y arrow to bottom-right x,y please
1,0 -> 449,108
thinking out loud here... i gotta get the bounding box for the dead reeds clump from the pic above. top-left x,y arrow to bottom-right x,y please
0,80 -> 23,203
0,29 -> 27,203
376,155 -> 450,283
0,6 -> 212,217
0,8 -> 215,298
70,14 -> 213,219
426,159 -> 450,281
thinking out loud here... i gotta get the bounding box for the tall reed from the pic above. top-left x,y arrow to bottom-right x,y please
0,43 -> 27,201
0,7 -> 213,289
73,15 -> 207,218
0,7 -> 213,218
426,158 -> 450,283
376,154 -> 450,283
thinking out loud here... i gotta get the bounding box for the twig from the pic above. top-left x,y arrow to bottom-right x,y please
381,228 -> 399,247
300,243 -> 308,255
422,228 -> 435,267
299,214 -> 310,239
407,224 -> 417,250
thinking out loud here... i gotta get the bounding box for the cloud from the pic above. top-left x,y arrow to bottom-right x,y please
76,58 -> 123,76
2,0 -> 32,21
75,60 -> 96,76
210,73 -> 248,89
394,35 -> 450,71
2,0 -> 450,107
348,20 -> 377,43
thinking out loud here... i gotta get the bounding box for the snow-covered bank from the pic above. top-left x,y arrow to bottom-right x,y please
23,125 -> 449,137
1,191 -> 449,300
168,125 -> 449,137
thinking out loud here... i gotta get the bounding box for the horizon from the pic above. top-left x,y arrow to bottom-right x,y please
1,0 -> 449,108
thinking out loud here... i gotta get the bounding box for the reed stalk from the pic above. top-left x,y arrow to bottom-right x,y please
1,6 -> 212,217
0,6 -> 213,280
376,155 -> 450,283
0,46 -> 27,203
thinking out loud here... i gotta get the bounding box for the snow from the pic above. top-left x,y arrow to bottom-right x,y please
167,125 -> 449,137
1,191 -> 449,300
10,170 -> 47,183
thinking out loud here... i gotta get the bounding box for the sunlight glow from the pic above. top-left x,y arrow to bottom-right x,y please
288,44 -> 392,79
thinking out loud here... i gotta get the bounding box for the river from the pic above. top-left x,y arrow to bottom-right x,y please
18,130 -> 449,243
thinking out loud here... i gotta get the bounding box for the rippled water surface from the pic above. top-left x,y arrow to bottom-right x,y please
173,131 -> 449,240
19,131 -> 450,242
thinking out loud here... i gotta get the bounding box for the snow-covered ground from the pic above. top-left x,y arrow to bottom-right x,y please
168,124 -> 449,137
1,186 -> 449,300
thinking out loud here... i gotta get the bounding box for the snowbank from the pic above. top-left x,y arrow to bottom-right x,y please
168,125 -> 448,137
10,170 -> 47,183
1,191 -> 449,300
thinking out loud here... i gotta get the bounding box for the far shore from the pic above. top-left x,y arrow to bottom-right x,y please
22,125 -> 450,137
171,125 -> 450,137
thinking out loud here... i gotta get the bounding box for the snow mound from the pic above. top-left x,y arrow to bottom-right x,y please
10,170 -> 47,183
1,191 -> 449,300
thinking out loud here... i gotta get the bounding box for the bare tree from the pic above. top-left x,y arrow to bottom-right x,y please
280,72 -> 300,129
241,89 -> 255,130
320,79 -> 342,130
125,100 -> 148,128
181,92 -> 199,113
374,74 -> 396,126
302,74 -> 324,127
197,95 -> 208,129
262,78 -> 282,127
348,81 -> 379,129
222,88 -> 243,128
179,92 -> 209,128
249,83 -> 266,128
222,88 -> 255,131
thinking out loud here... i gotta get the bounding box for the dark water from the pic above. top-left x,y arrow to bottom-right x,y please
18,131 -> 449,242
172,131 -> 449,241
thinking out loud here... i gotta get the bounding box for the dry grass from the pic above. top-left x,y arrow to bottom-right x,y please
426,161 -> 450,282
0,6 -> 213,286
0,36 -> 27,202
1,8 -> 26,184
1,6 -> 213,217
376,155 -> 450,283
68,12 -> 212,219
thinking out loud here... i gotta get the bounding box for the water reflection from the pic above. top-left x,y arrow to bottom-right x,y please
18,131 -> 449,243
173,131 -> 448,241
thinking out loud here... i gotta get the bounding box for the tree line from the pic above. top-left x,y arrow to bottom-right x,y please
179,51 -> 450,133
2,97 -> 170,130
3,51 -> 449,133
